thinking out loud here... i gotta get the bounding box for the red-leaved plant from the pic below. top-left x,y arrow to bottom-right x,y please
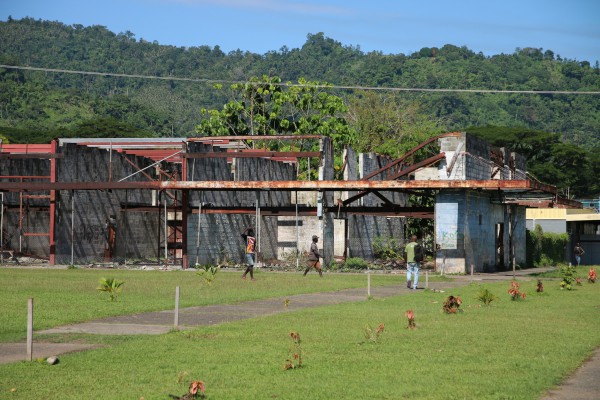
169,380 -> 205,399
283,331 -> 303,370
588,268 -> 597,283
443,295 -> 462,313
364,323 -> 385,342
508,281 -> 526,300
536,280 -> 544,293
405,310 -> 416,329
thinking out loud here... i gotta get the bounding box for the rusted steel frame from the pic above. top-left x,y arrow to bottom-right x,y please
0,175 -> 51,180
0,153 -> 63,159
181,144 -> 188,269
343,153 -> 446,205
0,179 -> 553,192
341,190 -> 371,206
23,232 -> 50,237
49,140 -> 57,264
20,195 -> 50,199
350,212 -> 434,219
121,155 -> 156,181
361,132 -> 462,181
183,151 -> 321,158
371,191 -> 394,205
388,153 -> 447,180
188,135 -> 323,141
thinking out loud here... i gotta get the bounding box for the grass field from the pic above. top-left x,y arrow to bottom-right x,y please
1,267 -> 600,399
0,267 -> 408,342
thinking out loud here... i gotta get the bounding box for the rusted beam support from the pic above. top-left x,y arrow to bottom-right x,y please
361,132 -> 462,181
343,153 -> 446,205
117,205 -> 433,217
0,153 -> 63,159
0,179 -> 556,192
183,151 -> 320,158
388,153 -> 447,180
188,135 -> 323,141
49,140 -> 57,265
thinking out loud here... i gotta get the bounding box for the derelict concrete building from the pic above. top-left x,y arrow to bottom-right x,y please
0,132 -> 576,272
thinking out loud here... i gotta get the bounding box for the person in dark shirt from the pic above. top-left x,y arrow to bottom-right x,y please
304,235 -> 323,277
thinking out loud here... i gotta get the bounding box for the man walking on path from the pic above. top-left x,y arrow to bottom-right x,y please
241,227 -> 256,280
404,235 -> 421,289
304,235 -> 323,277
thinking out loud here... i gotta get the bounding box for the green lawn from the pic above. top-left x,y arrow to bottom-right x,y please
1,269 -> 600,399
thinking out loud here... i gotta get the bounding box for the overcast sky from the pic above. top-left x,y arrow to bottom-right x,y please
2,0 -> 599,64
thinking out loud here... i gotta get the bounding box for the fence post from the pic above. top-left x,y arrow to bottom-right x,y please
27,298 -> 33,361
174,286 -> 180,329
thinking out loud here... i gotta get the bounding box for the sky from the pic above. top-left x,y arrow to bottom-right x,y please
1,0 -> 599,64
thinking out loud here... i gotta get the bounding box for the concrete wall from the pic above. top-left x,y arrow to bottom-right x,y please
436,190 -> 526,273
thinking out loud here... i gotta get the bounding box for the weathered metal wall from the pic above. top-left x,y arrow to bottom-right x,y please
186,142 -> 297,265
345,151 -> 407,261
55,144 -> 159,264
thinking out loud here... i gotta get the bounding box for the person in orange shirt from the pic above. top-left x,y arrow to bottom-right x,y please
241,227 -> 256,280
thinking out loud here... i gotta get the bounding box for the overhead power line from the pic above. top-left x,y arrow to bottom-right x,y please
1,64 -> 600,95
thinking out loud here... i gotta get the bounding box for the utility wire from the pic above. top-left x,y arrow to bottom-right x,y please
2,64 -> 600,95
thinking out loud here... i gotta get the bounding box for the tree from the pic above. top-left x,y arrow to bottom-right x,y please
195,75 -> 356,150
346,91 -> 443,158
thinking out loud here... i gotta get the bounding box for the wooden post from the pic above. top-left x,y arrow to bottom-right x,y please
27,298 -> 33,361
174,286 -> 180,328
367,271 -> 371,298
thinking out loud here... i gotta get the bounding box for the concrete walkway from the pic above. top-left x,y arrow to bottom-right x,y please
1,268 -> 598,399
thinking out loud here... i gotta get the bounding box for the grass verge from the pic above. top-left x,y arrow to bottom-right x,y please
1,267 -> 405,342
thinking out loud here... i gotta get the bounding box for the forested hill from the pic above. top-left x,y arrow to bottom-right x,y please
1,17 -> 599,147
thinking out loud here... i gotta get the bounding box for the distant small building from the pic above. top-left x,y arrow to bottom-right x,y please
526,208 -> 600,265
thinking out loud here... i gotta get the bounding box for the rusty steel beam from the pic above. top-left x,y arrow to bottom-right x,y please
189,135 -> 323,141
343,153 -> 446,206
0,153 -> 63,159
388,153 -> 447,180
183,151 -> 320,158
0,179 -> 554,192
361,132 -> 461,181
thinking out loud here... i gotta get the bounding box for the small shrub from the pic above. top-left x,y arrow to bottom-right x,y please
477,287 -> 497,306
343,257 -> 369,270
97,277 -> 124,301
372,236 -> 402,260
508,281 -> 526,300
536,280 -> 544,293
170,380 -> 206,399
405,310 -> 416,329
560,265 -> 577,290
588,267 -> 597,283
283,332 -> 303,370
443,295 -> 462,313
196,264 -> 220,285
363,323 -> 385,342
